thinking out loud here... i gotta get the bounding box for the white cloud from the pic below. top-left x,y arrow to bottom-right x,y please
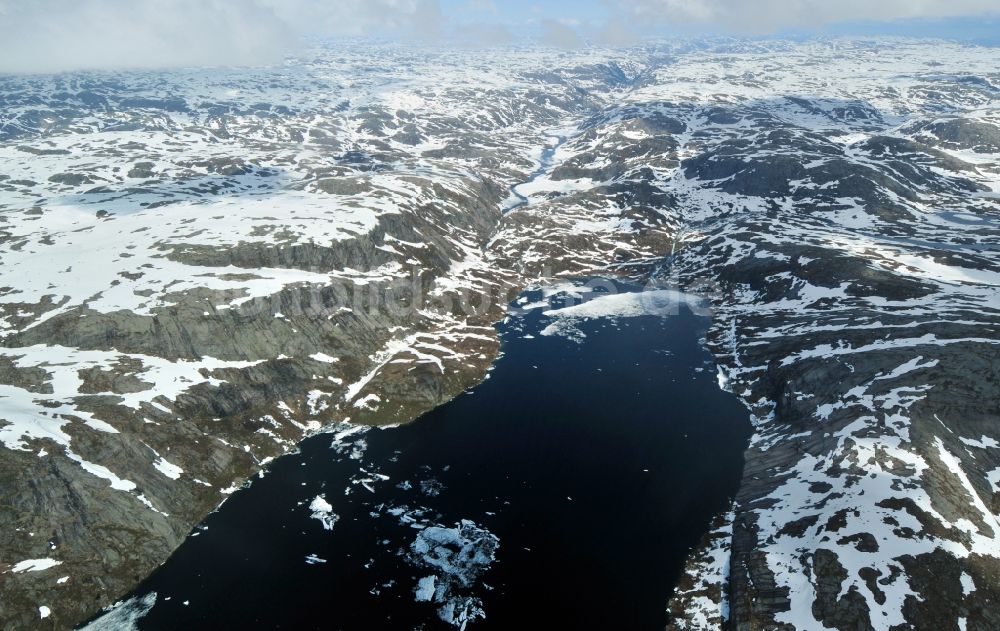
0,0 -> 296,74
457,23 -> 515,46
259,0 -> 423,37
614,0 -> 1000,34
0,0 -> 443,74
459,0 -> 498,14
1,0 -> 995,74
539,18 -> 583,48
412,0 -> 444,40
597,18 -> 641,46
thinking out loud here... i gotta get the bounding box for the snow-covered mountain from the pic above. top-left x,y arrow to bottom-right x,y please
0,38 -> 998,629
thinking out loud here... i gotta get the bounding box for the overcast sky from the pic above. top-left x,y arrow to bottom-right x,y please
0,0 -> 997,74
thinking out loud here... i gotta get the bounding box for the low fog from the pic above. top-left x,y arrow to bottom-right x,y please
0,0 -> 996,74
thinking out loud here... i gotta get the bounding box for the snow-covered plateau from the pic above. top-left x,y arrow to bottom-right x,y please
0,38 -> 998,629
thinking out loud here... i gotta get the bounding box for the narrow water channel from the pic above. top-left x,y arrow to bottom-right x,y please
502,133 -> 569,214
85,280 -> 751,631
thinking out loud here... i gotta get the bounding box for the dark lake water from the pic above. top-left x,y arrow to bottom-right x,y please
86,280 -> 751,631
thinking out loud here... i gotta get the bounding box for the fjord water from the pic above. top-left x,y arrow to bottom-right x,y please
119,284 -> 751,630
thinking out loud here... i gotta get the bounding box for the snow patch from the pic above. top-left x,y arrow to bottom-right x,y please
11,558 -> 62,573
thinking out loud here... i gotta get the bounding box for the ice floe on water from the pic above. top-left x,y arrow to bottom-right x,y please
293,419 -> 497,629
366,499 -> 499,628
308,495 -> 338,530
408,520 -> 499,630
420,477 -> 446,497
411,521 -> 498,589
328,422 -> 369,457
543,288 -> 704,320
415,575 -> 437,601
349,468 -> 391,495
537,284 -> 708,342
